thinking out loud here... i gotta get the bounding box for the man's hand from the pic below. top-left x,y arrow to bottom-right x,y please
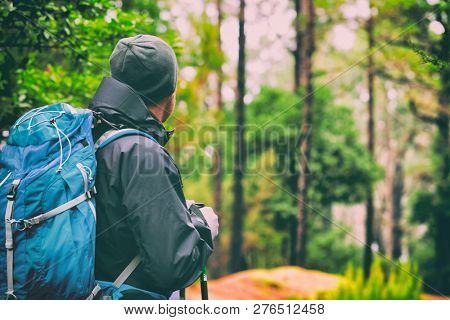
187,200 -> 219,240
186,200 -> 196,208
199,207 -> 219,240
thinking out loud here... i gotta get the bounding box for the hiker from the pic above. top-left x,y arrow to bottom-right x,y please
90,35 -> 219,299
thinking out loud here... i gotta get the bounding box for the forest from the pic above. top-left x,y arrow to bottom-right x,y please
0,0 -> 449,299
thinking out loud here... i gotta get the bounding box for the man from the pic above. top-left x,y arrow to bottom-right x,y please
89,34 -> 219,299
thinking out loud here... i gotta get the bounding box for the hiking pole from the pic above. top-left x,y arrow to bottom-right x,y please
179,267 -> 207,300
192,203 -> 209,299
200,266 -> 208,300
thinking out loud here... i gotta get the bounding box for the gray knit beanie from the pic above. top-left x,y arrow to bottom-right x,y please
109,34 -> 178,105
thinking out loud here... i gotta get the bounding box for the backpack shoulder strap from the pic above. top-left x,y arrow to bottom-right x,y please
86,255 -> 141,300
87,128 -> 153,300
113,255 -> 142,288
94,128 -> 157,151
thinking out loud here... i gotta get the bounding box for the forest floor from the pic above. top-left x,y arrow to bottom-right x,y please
186,266 -> 341,300
186,266 -> 446,300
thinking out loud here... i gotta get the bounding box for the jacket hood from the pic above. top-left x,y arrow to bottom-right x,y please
89,77 -> 172,146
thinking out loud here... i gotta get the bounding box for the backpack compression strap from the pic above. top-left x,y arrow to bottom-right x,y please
4,179 -> 21,299
87,129 -> 157,300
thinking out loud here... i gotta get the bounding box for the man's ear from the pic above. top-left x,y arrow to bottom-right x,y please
147,93 -> 175,122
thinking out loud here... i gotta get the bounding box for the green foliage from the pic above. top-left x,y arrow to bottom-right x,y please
410,130 -> 450,293
241,87 -> 381,270
305,226 -> 362,275
413,46 -> 449,71
410,189 -> 436,224
15,63 -> 100,109
185,13 -> 224,72
310,105 -> 383,205
317,259 -> 422,300
408,236 -> 435,292
0,0 -> 179,128
247,86 -> 381,207
0,0 -> 112,126
247,86 -> 302,128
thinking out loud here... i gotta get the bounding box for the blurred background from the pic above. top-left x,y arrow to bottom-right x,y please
0,0 -> 449,299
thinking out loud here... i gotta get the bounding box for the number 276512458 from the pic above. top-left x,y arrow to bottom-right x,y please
253,303 -> 325,315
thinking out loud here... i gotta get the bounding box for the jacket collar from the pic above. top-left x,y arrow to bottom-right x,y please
89,77 -> 172,146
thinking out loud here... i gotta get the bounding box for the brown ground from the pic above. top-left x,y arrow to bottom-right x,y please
186,266 -> 342,300
186,266 -> 448,300
421,293 -> 449,300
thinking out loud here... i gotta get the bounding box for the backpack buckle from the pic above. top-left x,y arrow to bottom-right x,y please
6,182 -> 19,201
18,220 -> 33,231
86,186 -> 97,199
5,292 -> 17,300
10,219 -> 33,232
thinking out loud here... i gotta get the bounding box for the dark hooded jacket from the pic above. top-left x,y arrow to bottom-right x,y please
89,77 -> 213,297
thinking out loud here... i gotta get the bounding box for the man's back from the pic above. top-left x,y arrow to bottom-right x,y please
94,125 -> 213,296
90,35 -> 217,298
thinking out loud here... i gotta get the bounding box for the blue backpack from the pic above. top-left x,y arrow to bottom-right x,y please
0,103 -> 163,300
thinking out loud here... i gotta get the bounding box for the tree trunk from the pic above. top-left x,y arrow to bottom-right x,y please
434,9 -> 450,290
229,0 -> 246,274
295,0 -> 315,266
384,99 -> 394,258
293,0 -> 302,92
392,160 -> 404,260
209,0 -> 224,279
290,0 -> 301,266
434,107 -> 450,293
363,6 -> 375,278
214,0 -> 224,217
289,216 -> 297,265
390,128 -> 416,261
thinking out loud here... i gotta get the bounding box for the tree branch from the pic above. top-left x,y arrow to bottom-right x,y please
409,99 -> 438,124
0,44 -> 63,49
375,68 -> 434,90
